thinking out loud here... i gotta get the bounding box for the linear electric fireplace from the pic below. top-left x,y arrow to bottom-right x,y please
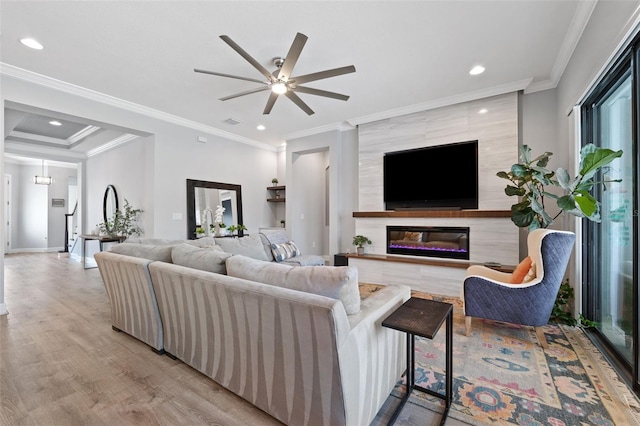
387,226 -> 470,260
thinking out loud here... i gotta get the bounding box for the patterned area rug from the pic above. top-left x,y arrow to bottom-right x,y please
359,285 -> 640,425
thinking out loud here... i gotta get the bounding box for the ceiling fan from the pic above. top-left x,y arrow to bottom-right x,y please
194,33 -> 356,115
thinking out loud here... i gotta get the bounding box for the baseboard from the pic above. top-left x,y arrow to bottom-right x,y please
8,247 -> 64,254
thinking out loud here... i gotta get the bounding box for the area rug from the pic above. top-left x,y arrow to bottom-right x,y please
387,295 -> 640,425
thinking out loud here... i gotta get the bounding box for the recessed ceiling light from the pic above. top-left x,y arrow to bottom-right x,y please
469,65 -> 485,75
281,142 -> 287,147
478,108 -> 488,114
20,38 -> 43,50
257,125 -> 266,131
49,120 -> 62,126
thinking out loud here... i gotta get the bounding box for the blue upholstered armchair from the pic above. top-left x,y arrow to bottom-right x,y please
462,229 -> 575,348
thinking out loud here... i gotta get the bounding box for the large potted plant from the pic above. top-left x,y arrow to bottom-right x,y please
497,143 -> 623,230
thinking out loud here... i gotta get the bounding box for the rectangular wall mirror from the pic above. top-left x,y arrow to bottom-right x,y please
186,179 -> 244,239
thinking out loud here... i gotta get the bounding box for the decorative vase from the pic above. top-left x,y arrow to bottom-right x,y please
214,223 -> 222,237
357,246 -> 365,255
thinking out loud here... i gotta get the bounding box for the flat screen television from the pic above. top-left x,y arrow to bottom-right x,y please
383,140 -> 479,210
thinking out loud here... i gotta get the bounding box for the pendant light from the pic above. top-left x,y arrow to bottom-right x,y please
34,160 -> 53,185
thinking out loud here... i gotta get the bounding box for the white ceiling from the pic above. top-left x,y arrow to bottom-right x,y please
1,0 -> 598,157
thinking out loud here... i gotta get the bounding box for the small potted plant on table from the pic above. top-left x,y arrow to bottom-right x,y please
353,235 -> 372,255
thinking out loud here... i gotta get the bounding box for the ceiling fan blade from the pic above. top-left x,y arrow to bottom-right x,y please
220,86 -> 271,101
284,91 -> 314,115
263,92 -> 279,114
291,65 -> 356,85
220,35 -> 274,82
292,86 -> 350,101
278,33 -> 308,81
194,69 -> 267,85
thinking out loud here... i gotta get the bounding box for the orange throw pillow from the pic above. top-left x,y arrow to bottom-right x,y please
510,256 -> 533,284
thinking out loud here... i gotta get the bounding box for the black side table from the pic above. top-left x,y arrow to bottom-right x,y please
382,297 -> 453,425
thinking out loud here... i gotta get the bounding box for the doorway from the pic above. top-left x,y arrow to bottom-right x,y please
4,174 -> 10,254
581,41 -> 638,393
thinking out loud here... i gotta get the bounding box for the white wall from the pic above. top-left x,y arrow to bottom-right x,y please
2,74 -> 280,244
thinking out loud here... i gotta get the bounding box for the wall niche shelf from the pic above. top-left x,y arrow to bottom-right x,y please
353,210 -> 511,218
267,185 -> 286,202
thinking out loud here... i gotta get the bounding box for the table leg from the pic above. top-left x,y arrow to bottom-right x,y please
387,332 -> 414,425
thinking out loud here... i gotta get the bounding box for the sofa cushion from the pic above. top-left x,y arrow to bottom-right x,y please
109,243 -> 174,262
184,236 -> 217,248
214,234 -> 269,261
123,237 -> 182,245
271,241 -> 301,262
281,254 -> 326,266
226,255 -> 360,314
171,243 -> 231,274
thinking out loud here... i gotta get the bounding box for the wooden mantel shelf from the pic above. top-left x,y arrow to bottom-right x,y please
353,210 -> 511,218
346,253 -> 516,273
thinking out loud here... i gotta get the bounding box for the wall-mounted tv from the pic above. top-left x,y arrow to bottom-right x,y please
383,140 -> 479,210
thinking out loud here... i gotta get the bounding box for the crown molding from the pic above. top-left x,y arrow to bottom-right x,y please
0,63 -> 276,153
4,141 -> 86,160
347,78 -> 533,127
68,125 -> 101,144
549,1 -> 598,88
284,121 -> 356,142
524,79 -> 558,94
8,131 -> 69,146
86,134 -> 139,158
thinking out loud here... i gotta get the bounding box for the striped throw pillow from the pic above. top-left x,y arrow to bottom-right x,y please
271,241 -> 301,262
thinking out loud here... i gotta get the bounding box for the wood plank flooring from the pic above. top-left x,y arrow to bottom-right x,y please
0,253 -> 468,426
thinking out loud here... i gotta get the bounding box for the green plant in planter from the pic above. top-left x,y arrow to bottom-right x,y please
228,224 -> 247,234
497,144 -> 623,230
353,235 -> 372,254
352,235 -> 372,248
97,199 -> 143,238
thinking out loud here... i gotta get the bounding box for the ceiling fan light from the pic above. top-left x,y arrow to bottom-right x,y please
271,82 -> 288,94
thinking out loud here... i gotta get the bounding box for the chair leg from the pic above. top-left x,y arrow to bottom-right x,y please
534,326 -> 548,349
465,316 -> 472,336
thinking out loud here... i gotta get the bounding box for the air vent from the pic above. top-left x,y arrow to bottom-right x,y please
223,117 -> 241,125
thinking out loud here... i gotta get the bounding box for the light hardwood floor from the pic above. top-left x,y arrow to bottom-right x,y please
0,253 -> 468,426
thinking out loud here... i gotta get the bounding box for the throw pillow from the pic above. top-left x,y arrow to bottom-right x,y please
510,256 -> 533,284
171,243 -> 232,274
271,241 -> 301,262
109,243 -> 174,262
226,255 -> 361,314
523,260 -> 536,282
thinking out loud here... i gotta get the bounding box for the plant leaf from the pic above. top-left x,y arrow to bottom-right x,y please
496,171 -> 510,179
511,207 -> 535,228
519,145 -> 532,164
580,146 -> 623,181
505,185 -> 525,196
574,190 -> 598,217
511,163 -> 528,177
557,195 -> 575,211
555,167 -> 572,190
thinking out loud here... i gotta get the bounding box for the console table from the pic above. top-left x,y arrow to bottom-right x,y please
81,235 -> 124,269
382,297 -> 453,425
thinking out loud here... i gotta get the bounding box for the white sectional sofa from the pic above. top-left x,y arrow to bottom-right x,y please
95,236 -> 410,426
